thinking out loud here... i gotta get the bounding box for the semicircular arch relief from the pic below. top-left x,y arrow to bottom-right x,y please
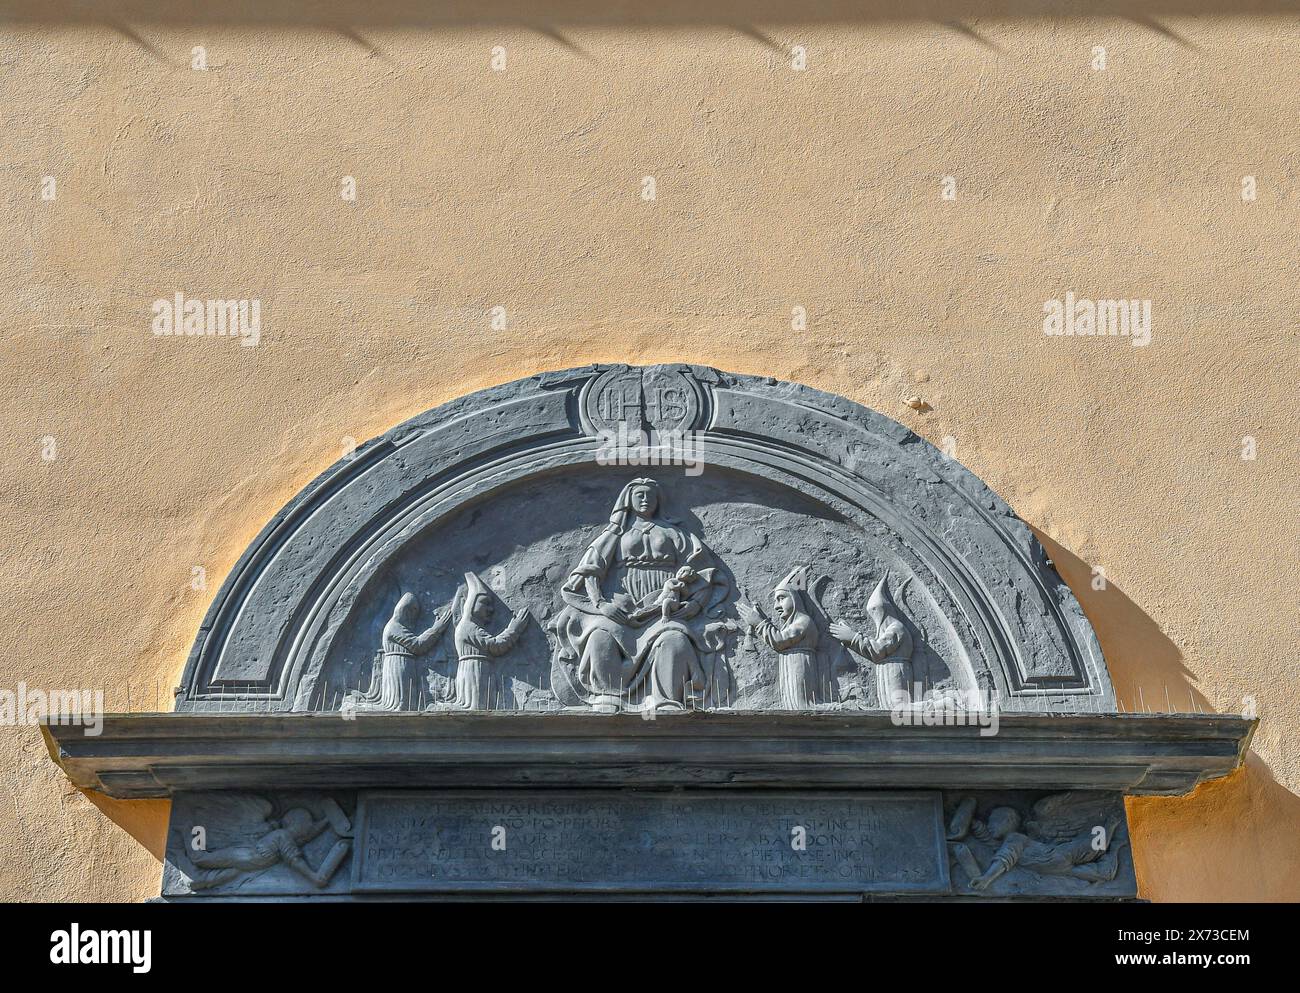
176,365 -> 1112,716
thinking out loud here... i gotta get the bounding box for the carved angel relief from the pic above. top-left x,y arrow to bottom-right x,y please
946,793 -> 1129,893
172,795 -> 353,894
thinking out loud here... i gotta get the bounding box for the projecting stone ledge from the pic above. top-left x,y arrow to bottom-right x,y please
43,711 -> 1253,799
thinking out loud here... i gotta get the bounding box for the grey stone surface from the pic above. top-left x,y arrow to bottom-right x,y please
352,791 -> 949,895
163,792 -> 356,897
175,365 -> 1113,715
43,711 -> 1256,799
160,787 -> 1135,899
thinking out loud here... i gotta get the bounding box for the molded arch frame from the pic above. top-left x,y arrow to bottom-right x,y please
175,365 -> 1113,714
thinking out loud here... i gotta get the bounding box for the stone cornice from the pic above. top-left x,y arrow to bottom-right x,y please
43,711 -> 1255,799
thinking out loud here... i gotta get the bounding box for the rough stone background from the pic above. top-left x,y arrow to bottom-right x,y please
314,468 -> 971,712
0,4 -> 1296,901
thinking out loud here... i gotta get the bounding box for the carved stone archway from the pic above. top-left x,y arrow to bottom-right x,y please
45,365 -> 1253,900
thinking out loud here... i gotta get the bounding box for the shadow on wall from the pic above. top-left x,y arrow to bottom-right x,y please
1033,530 -> 1212,714
4,0 -> 1291,61
1035,528 -> 1300,901
5,0 -> 1294,25
83,791 -> 169,863
1129,756 -> 1300,902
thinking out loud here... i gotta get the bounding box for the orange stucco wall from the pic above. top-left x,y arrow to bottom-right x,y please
1,4 -> 1296,901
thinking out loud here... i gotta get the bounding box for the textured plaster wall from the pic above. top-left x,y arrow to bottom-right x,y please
1,3 -> 1296,902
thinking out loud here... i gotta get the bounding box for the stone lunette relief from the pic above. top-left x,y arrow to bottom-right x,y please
340,477 -> 944,715
177,365 -> 1114,714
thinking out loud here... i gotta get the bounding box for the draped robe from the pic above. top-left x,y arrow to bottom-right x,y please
552,514 -> 727,705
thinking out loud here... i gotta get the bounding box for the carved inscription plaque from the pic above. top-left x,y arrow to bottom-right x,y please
353,791 -> 949,894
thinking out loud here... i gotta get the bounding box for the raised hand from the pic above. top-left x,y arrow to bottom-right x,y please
829,619 -> 858,644
734,601 -> 762,628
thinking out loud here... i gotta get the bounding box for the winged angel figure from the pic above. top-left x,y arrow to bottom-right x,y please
172,795 -> 353,892
946,792 -> 1128,891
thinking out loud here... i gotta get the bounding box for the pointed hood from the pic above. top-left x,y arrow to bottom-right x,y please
774,566 -> 810,612
867,574 -> 891,615
393,592 -> 420,624
775,566 -> 809,595
461,572 -> 491,624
